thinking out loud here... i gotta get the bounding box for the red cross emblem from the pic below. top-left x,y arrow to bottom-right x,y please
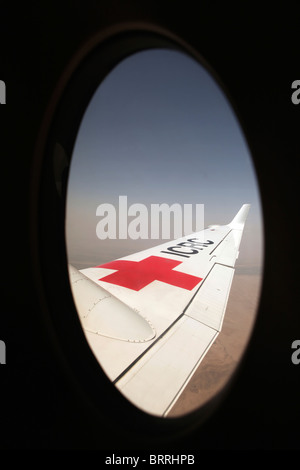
96,255 -> 202,291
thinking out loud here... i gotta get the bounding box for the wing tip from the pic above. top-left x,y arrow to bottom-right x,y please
228,204 -> 251,230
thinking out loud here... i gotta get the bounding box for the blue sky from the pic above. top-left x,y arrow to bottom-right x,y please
65,48 -> 263,272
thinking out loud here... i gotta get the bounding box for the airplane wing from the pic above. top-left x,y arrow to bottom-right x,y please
69,204 -> 250,416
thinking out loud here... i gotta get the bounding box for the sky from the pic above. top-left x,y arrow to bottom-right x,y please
65,48 -> 263,274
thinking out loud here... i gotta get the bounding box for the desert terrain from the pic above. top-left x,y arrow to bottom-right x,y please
167,271 -> 262,417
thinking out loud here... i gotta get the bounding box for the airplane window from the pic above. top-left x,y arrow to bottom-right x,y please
65,48 -> 263,418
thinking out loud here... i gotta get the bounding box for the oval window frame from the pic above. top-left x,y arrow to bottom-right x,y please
34,24 -> 263,441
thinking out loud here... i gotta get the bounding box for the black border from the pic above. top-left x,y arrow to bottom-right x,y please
1,2 -> 300,450
33,27 -> 243,447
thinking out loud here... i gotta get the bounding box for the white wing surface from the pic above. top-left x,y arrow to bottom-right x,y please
69,204 -> 250,416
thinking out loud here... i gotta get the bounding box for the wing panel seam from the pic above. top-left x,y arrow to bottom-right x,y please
209,228 -> 232,255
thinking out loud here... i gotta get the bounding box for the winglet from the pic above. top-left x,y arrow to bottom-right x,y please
228,204 -> 250,230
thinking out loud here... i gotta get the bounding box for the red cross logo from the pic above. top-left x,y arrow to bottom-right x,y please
96,255 -> 202,291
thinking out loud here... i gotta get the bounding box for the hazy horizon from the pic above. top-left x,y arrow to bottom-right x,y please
65,48 -> 263,275
64,48 -> 264,417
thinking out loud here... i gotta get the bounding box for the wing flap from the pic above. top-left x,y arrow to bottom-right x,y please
184,263 -> 234,331
210,230 -> 243,266
116,316 -> 217,416
114,263 -> 234,415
